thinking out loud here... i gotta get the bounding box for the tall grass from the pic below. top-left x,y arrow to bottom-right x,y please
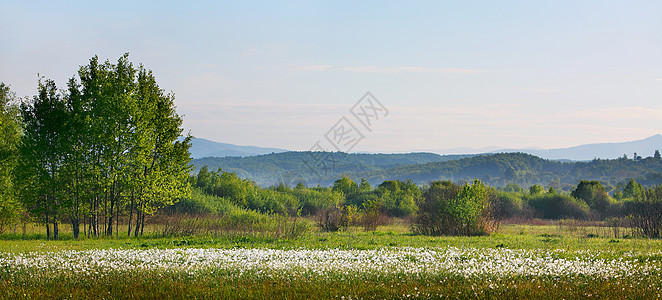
155,213 -> 311,239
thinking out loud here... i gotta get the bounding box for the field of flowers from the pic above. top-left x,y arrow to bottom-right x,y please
2,245 -> 662,299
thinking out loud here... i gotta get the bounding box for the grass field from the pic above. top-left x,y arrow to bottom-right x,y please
1,221 -> 661,299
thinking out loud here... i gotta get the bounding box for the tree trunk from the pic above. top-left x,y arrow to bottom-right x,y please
107,181 -> 115,236
134,208 -> 141,237
72,218 -> 80,239
45,196 -> 50,240
116,191 -> 120,237
127,193 -> 134,237
53,220 -> 59,240
52,193 -> 59,240
93,195 -> 99,237
140,214 -> 146,236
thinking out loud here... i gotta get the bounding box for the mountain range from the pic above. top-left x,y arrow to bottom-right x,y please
190,135 -> 662,161
492,134 -> 662,161
188,138 -> 287,158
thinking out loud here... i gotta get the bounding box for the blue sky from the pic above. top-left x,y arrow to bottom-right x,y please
1,1 -> 661,152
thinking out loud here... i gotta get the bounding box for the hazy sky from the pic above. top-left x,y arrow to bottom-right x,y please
2,1 -> 661,152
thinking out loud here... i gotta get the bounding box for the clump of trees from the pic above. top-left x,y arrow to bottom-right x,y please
0,83 -> 22,234
1,54 -> 192,239
192,166 -> 299,215
571,180 -> 612,218
623,181 -> 662,238
527,192 -> 589,220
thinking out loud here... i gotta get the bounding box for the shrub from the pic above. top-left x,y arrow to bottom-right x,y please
527,193 -> 589,220
412,179 -> 493,236
624,185 -> 662,238
316,203 -> 352,232
376,180 -> 421,218
571,180 -> 613,217
361,199 -> 386,232
488,190 -> 523,221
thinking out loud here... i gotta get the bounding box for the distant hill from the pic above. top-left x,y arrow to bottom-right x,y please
188,138 -> 288,158
191,151 -> 662,191
191,152 -> 474,186
188,134 -> 662,161
361,152 -> 662,191
491,135 -> 662,161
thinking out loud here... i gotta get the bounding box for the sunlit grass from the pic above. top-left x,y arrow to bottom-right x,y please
2,222 -> 662,298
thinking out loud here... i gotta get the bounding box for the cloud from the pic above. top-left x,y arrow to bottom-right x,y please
198,63 -> 221,69
241,47 -> 260,57
524,88 -> 563,93
369,105 -> 662,150
293,64 -> 334,72
179,95 -> 662,152
292,65 -> 486,74
655,78 -> 662,81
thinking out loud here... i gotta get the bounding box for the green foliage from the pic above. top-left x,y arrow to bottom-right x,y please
0,83 -> 22,232
17,78 -> 69,239
290,184 -> 342,216
316,201 -> 350,232
165,188 -> 238,216
500,183 -> 524,193
488,190 -> 523,221
360,198 -> 384,232
571,180 -> 613,216
375,180 -> 420,217
413,179 -> 492,236
193,152 -> 662,191
623,179 -> 645,199
191,152 -> 473,186
527,193 -> 589,220
332,175 -> 359,195
193,167 -> 299,215
624,184 -> 662,238
15,54 -> 192,239
529,184 -> 544,195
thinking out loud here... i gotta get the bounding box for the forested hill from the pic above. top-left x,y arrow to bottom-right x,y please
191,151 -> 662,191
363,153 -> 662,191
191,152 -> 472,186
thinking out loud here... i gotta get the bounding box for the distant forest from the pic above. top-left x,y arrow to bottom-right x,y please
191,151 -> 662,193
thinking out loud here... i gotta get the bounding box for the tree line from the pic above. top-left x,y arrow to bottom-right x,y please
182,166 -> 662,238
0,54 -> 192,239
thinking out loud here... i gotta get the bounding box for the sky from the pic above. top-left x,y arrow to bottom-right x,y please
1,1 -> 661,153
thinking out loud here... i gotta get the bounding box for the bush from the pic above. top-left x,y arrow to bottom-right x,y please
624,185 -> 662,238
571,180 -> 613,217
165,188 -> 239,216
361,199 -> 386,232
488,190 -> 523,221
412,180 -> 493,236
316,203 -> 354,232
527,193 -> 589,220
292,187 -> 343,216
